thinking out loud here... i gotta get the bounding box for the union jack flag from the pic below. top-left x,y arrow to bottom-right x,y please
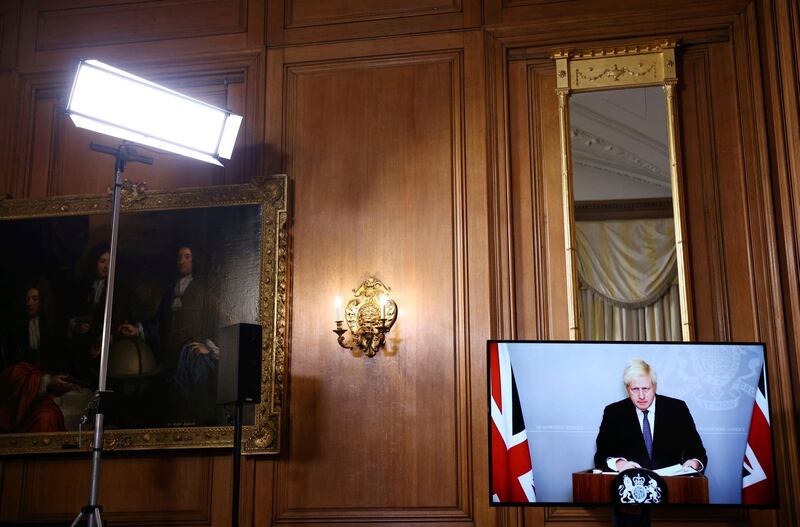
742,365 -> 776,504
490,342 -> 536,502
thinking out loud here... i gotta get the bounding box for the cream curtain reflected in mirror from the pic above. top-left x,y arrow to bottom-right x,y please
576,219 -> 680,340
554,42 -> 693,341
573,86 -> 679,341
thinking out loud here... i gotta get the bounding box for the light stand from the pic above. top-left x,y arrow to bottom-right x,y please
70,142 -> 153,527
65,58 -> 242,527
232,400 -> 243,527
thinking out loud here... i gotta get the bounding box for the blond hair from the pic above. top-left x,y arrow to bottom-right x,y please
623,358 -> 657,388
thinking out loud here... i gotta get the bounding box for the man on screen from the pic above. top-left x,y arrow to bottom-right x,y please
594,358 -> 707,472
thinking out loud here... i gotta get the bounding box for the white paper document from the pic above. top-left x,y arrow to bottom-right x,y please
653,464 -> 699,476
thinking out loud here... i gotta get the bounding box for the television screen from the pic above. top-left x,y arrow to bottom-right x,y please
488,341 -> 777,507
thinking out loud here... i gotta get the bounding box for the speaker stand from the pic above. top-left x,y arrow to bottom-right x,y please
612,506 -> 650,527
231,401 -> 243,527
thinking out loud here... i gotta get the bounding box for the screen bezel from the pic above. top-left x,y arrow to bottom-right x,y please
487,340 -> 779,509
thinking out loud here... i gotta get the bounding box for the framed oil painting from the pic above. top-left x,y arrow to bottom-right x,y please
0,175 -> 288,455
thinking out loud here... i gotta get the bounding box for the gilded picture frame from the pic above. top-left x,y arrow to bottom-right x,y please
0,174 -> 288,455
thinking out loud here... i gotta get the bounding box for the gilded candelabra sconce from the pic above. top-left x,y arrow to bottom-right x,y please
333,278 -> 397,357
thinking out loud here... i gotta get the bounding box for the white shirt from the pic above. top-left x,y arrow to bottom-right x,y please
28,316 -> 40,350
172,275 -> 194,311
92,278 -> 105,306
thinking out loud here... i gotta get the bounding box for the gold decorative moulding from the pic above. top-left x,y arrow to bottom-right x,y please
551,39 -> 693,341
334,278 -> 397,358
553,41 -> 677,93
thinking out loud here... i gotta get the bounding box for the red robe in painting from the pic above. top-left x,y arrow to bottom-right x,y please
0,362 -> 65,433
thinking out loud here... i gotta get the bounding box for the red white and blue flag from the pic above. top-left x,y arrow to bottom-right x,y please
742,365 -> 775,504
490,342 -> 536,502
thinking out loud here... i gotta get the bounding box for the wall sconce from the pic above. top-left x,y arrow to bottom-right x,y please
333,278 -> 397,357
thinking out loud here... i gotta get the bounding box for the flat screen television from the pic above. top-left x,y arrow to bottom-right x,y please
488,341 -> 777,507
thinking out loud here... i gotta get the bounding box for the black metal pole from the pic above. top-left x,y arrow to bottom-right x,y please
232,401 -> 243,527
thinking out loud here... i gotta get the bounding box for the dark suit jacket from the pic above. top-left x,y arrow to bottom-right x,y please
73,279 -> 107,342
1,317 -> 64,373
594,394 -> 707,471
155,277 -> 214,374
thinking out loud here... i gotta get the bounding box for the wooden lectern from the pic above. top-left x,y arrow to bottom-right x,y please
573,470 -> 709,504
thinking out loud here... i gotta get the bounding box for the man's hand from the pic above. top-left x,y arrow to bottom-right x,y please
188,341 -> 210,355
48,374 -> 78,395
76,321 -> 90,334
117,323 -> 139,337
615,459 -> 642,471
682,459 -> 701,471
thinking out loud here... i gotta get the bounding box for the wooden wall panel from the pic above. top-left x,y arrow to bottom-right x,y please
484,0 -> 750,26
503,48 -> 749,527
263,30 -> 492,525
0,458 -> 22,520
759,2 -> 800,499
0,0 -> 20,71
288,0 -> 460,26
505,59 -> 565,341
18,0 -> 264,71
679,46 -> 734,341
267,0 -> 480,46
490,3 -> 800,526
0,1 -> 19,194
0,0 -> 798,526
34,0 -> 246,52
7,53 -> 263,198
281,51 -> 465,521
0,453 -> 234,525
0,72 -> 15,196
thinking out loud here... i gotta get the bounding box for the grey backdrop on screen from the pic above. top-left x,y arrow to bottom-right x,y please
505,342 -> 764,504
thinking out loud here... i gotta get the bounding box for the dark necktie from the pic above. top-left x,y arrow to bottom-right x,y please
642,409 -> 653,460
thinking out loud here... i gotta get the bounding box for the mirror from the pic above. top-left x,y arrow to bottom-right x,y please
554,42 -> 692,341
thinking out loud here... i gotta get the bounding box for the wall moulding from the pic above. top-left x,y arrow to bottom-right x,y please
17,0 -> 264,70
16,455 -> 216,522
33,0 -> 247,52
285,0 -> 461,28
0,1 -> 21,71
267,0 -> 480,46
484,0 -> 752,28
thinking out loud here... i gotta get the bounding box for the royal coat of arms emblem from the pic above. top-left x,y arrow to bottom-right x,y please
612,469 -> 668,504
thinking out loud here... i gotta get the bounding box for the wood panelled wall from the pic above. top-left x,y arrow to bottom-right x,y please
497,7 -> 798,523
0,1 -> 798,526
265,31 -> 491,524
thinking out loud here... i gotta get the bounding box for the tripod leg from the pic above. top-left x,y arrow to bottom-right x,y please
94,507 -> 103,527
70,512 -> 84,527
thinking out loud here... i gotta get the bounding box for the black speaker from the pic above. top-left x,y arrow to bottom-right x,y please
217,323 -> 262,404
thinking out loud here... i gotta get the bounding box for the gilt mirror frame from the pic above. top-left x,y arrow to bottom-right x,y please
0,174 -> 288,455
553,41 -> 693,341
